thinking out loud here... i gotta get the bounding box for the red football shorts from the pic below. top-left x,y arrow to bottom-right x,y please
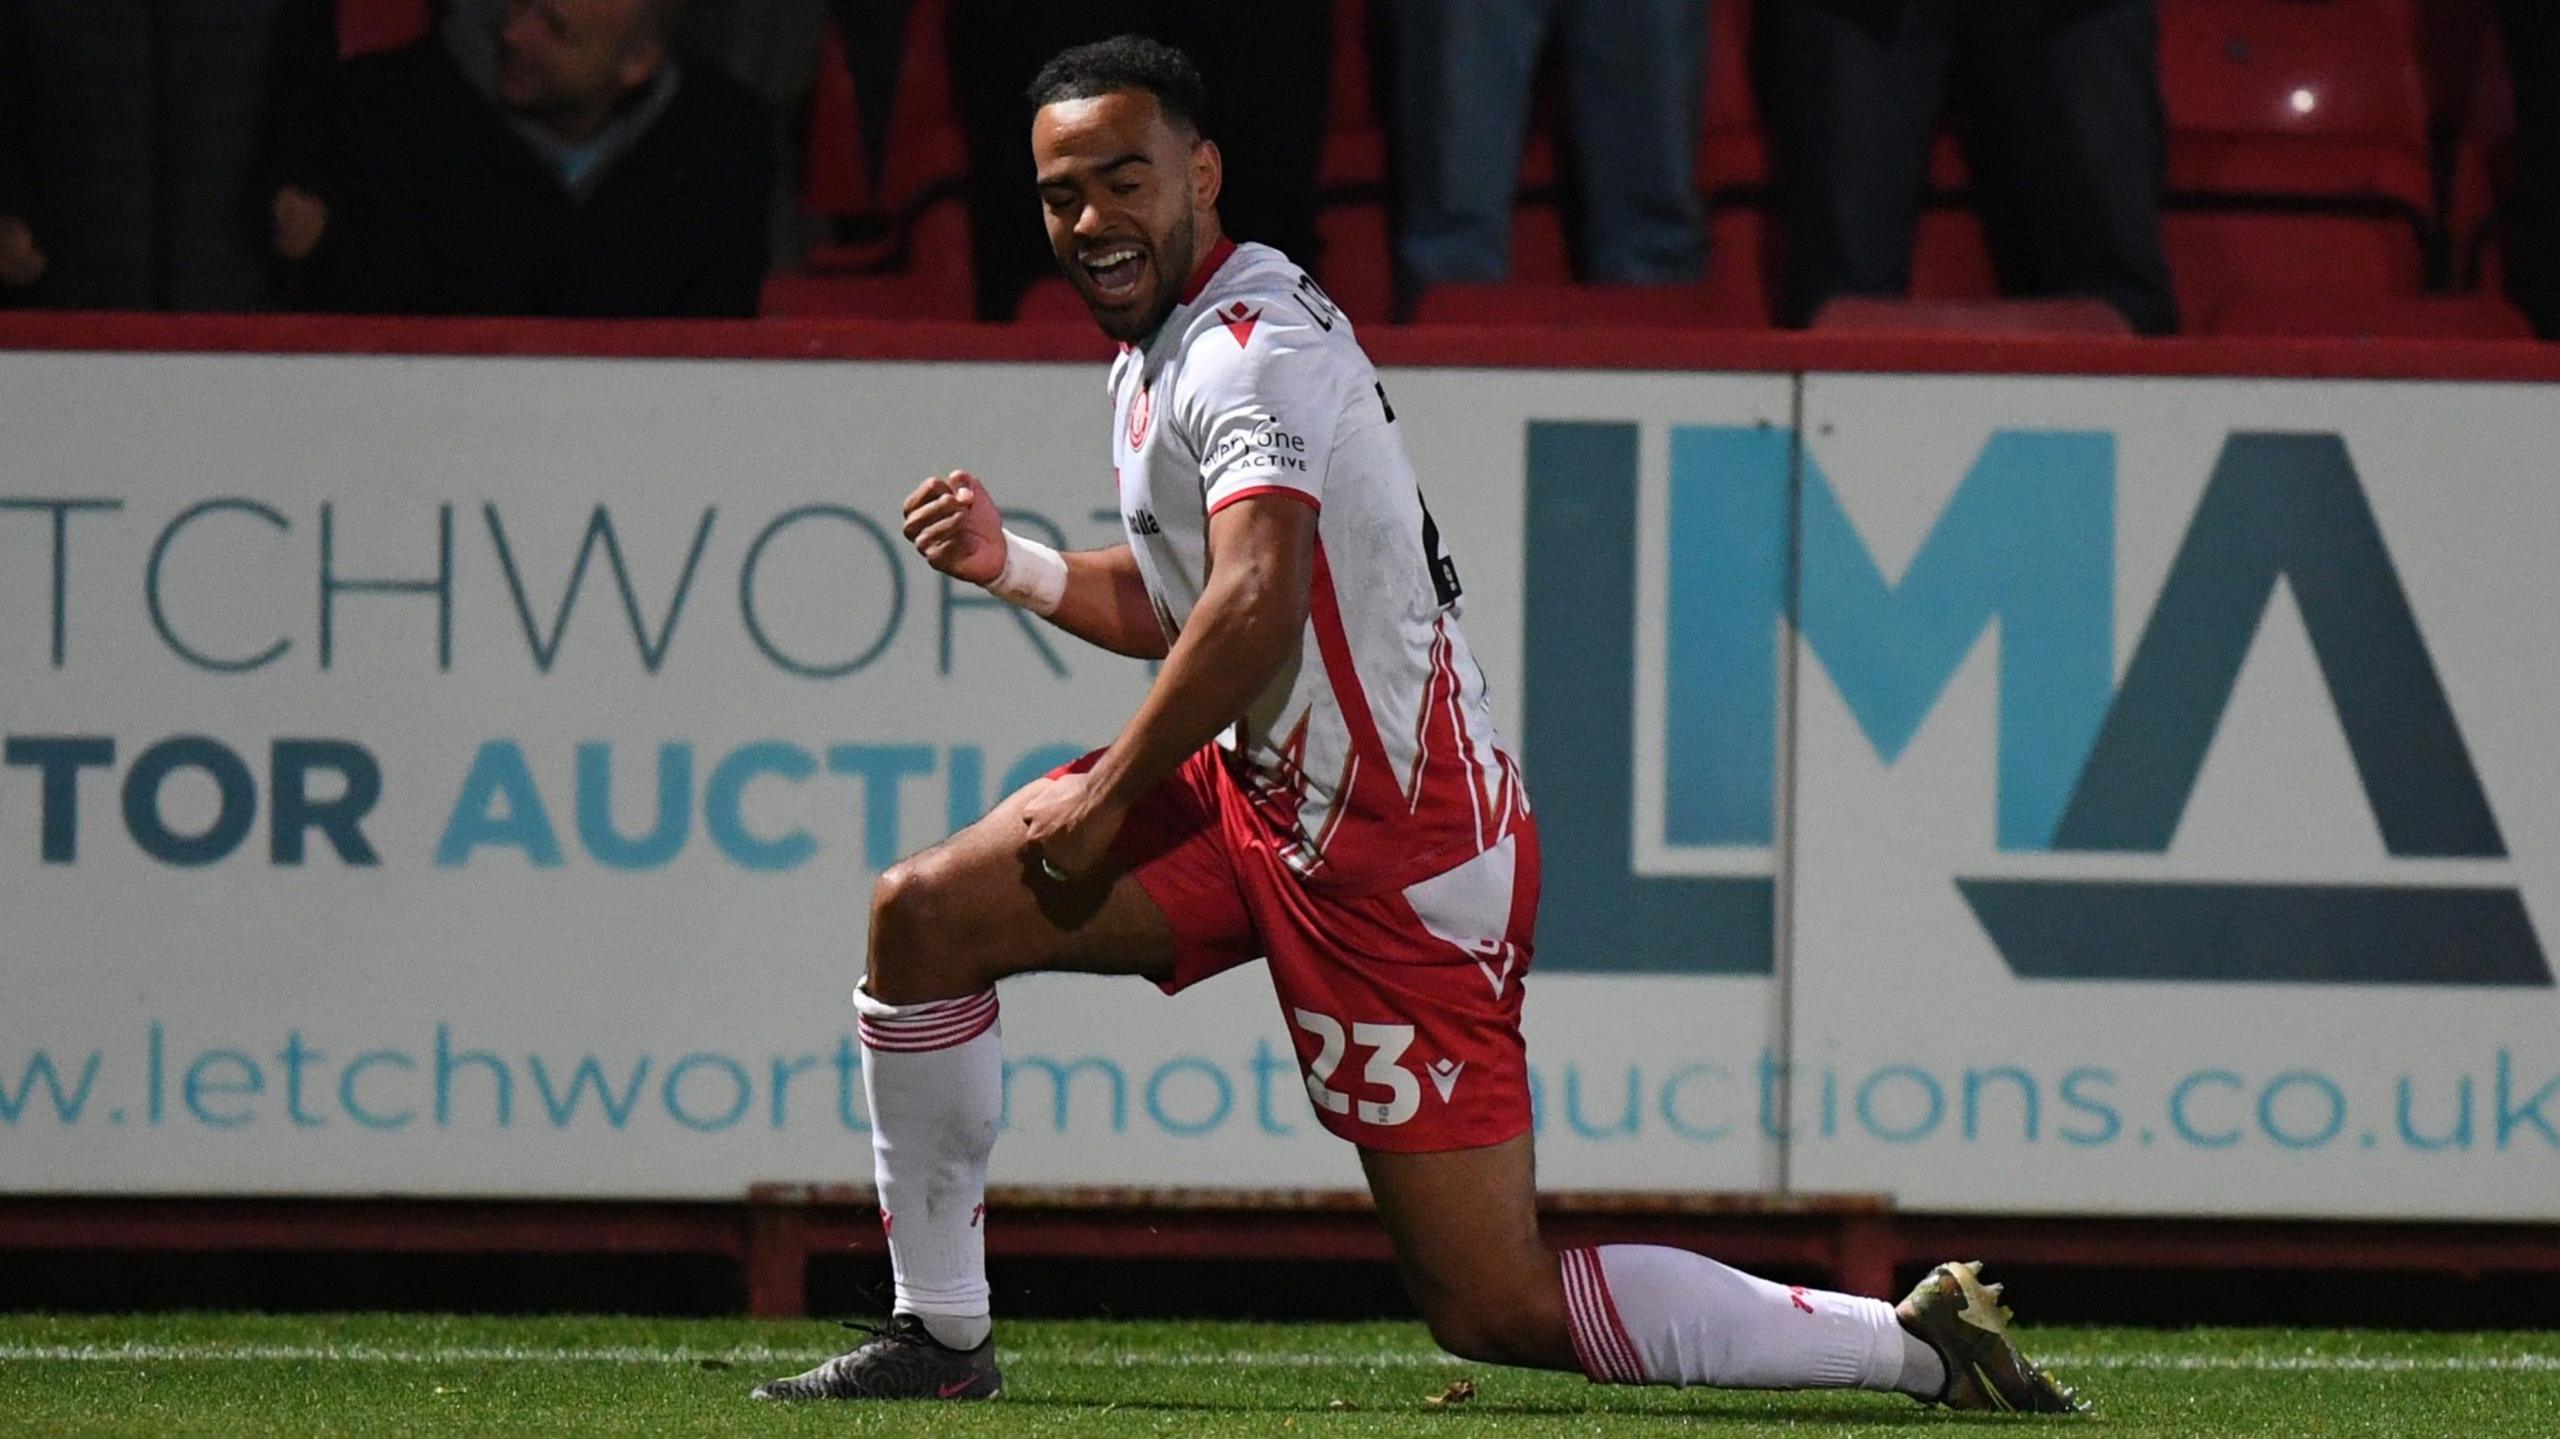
1060,747 -> 1539,1153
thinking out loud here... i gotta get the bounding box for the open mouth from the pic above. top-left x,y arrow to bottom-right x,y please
1081,244 -> 1148,302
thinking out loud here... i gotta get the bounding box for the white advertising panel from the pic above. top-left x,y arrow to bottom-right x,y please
0,349 -> 1789,1198
1783,374 -> 2560,1218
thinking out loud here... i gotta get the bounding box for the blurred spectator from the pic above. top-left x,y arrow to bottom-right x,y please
1384,0 -> 1708,298
949,3 -> 1331,320
2494,0 -> 2560,337
303,0 -> 773,317
0,0 -> 295,310
673,0 -> 910,264
260,0 -> 340,279
0,4 -> 39,305
1768,0 -> 2179,335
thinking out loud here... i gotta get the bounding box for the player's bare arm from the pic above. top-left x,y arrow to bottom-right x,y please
900,470 -> 1168,659
1018,494 -> 1315,879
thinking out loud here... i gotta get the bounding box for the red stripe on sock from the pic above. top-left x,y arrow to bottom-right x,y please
859,993 -> 999,1052
1572,1250 -> 1643,1383
1561,1249 -> 1639,1384
859,1017 -> 997,1053
858,1016 -> 995,1050
1584,1249 -> 1648,1383
1559,1252 -> 1609,1382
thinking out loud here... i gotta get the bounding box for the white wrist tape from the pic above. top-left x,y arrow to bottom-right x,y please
984,529 -> 1068,616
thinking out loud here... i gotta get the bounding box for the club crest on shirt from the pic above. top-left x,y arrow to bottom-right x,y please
1126,382 -> 1153,450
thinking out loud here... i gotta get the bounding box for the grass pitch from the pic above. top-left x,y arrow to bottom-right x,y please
3,1312 -> 2556,1436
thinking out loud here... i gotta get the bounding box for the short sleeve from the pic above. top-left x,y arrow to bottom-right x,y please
1175,309 -> 1344,517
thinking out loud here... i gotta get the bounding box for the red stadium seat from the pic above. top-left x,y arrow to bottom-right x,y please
1328,202 -> 1572,325
2155,0 -> 2446,323
1701,206 -> 1783,327
1696,0 -> 1765,197
2209,290 -> 2533,338
802,0 -> 966,272
1405,205 -> 1782,329
1407,281 -> 1733,329
1811,296 -> 2135,336
1012,278 -> 1091,325
801,25 -> 870,223
1329,0 -> 1381,135
1313,204 -> 1396,327
876,0 -> 965,214
337,0 -> 428,58
2156,0 -> 2435,219
1507,203 -> 1573,284
1319,128 -> 1389,195
2167,210 -> 2429,324
762,199 -> 974,319
1907,206 -> 1999,300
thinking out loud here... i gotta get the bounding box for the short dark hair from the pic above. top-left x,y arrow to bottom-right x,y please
1026,35 -> 1209,135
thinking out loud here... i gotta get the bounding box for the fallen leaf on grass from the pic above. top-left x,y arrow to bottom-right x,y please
1426,1379 -> 1477,1407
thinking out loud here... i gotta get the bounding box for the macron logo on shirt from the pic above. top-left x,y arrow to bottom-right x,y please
1219,302 -> 1261,348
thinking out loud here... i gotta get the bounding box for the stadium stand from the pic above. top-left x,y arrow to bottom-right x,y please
328,0 -> 2554,340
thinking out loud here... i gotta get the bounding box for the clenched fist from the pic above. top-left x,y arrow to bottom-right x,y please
901,470 -> 1007,584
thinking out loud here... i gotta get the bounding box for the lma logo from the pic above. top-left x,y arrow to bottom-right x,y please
1521,422 -> 2546,986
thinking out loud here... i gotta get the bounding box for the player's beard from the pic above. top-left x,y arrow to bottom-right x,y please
1080,210 -> 1196,345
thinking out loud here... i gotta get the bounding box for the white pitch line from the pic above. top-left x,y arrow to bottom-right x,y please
2053,1353 -> 2560,1374
0,1344 -> 1451,1368
3,1344 -> 2559,1374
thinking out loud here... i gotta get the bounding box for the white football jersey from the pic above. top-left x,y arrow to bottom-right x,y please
1109,240 -> 1523,894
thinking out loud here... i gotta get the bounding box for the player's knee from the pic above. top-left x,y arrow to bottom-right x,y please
1419,1292 -> 1553,1368
865,853 -> 970,1001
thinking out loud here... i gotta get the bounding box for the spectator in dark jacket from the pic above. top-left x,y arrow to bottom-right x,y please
0,0 -> 295,310
1769,0 -> 2178,334
2495,0 -> 2560,338
0,3 -> 40,305
305,0 -> 773,317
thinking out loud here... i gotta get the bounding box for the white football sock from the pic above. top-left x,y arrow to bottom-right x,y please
1560,1245 -> 1931,1395
855,982 -> 1002,1351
